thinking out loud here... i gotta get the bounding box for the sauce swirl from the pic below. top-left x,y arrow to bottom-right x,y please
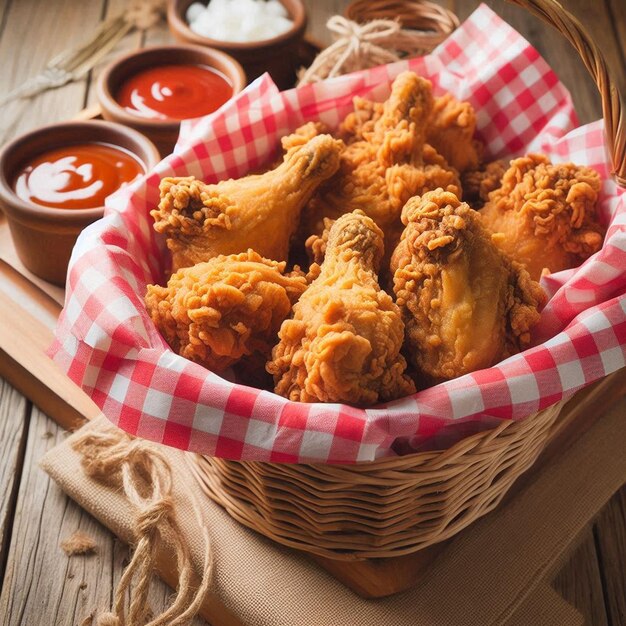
14,142 -> 144,210
116,64 -> 233,121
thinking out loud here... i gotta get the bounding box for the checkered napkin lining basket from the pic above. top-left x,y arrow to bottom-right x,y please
49,0 -> 626,559
189,0 -> 626,560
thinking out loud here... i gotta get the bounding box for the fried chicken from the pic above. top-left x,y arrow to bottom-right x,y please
426,93 -> 482,174
145,250 -> 308,373
151,134 -> 342,271
281,121 -> 332,152
461,159 -> 507,208
391,190 -> 545,384
267,211 -> 416,405
479,154 -> 604,280
336,96 -> 382,144
298,72 -> 461,252
338,90 -> 483,176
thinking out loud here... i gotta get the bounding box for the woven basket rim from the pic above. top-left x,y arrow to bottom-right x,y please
189,401 -> 565,559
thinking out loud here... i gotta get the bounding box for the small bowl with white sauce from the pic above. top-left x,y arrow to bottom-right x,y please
167,0 -> 307,89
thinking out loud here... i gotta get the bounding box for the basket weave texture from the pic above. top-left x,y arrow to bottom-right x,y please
190,401 -> 563,559
188,0 -> 625,559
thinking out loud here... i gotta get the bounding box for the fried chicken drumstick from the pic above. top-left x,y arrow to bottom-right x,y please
267,211 -> 416,405
391,190 -> 545,384
145,250 -> 308,373
151,134 -> 342,271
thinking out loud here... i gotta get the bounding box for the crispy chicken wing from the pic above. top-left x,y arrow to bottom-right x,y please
479,154 -> 604,280
145,250 -> 308,373
298,72 -> 461,249
391,190 -> 545,384
151,134 -> 342,271
267,211 -> 416,405
338,90 -> 483,176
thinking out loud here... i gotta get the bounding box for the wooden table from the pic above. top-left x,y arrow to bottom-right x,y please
0,0 -> 624,624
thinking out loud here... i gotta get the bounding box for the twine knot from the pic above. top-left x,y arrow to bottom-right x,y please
74,425 -> 213,626
96,614 -> 121,626
136,497 -> 174,536
328,15 -> 402,56
298,14 -> 457,85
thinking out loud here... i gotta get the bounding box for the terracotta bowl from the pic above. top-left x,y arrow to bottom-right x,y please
97,44 -> 246,156
167,0 -> 307,89
0,120 -> 160,286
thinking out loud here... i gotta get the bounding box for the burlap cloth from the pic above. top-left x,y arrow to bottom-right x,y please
41,397 -> 626,626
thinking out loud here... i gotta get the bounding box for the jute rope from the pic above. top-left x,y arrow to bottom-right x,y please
298,15 -> 454,85
73,428 -> 213,626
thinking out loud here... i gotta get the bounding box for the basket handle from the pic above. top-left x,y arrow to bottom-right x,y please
508,0 -> 625,186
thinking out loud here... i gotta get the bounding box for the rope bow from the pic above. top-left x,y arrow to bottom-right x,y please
73,426 -> 213,626
298,15 -> 451,85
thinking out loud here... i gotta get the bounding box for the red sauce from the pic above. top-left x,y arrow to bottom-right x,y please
116,64 -> 233,121
14,143 -> 144,210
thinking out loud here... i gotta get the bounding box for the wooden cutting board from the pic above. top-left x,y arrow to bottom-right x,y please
0,213 -> 99,429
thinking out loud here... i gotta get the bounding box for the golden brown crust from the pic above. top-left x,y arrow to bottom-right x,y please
150,134 -> 343,271
479,154 -> 604,280
299,72 -> 462,259
391,189 -> 545,383
426,93 -> 483,173
148,70 -> 605,405
461,159 -> 507,207
268,211 -> 415,405
281,121 -> 332,152
145,250 -> 308,373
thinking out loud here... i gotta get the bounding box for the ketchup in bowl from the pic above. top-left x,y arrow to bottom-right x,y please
116,64 -> 233,120
13,143 -> 144,210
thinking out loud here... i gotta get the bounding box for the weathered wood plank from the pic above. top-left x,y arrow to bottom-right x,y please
0,408 -> 207,625
143,6 -> 172,47
553,527 -> 610,626
84,0 -> 144,108
564,0 -> 626,105
0,409 -> 113,626
594,486 -> 626,626
0,380 -> 29,585
0,409 -> 116,625
302,0 -> 350,46
0,0 -> 105,143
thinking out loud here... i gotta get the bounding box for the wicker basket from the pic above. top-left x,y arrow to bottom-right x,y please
188,0 -> 625,562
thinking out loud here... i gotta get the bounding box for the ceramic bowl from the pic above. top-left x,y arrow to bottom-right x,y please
97,44 -> 246,156
0,120 -> 160,286
167,0 -> 307,89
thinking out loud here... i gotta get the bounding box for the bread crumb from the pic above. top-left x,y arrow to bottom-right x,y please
60,531 -> 97,556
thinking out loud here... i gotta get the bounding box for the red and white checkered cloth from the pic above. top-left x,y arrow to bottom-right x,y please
50,4 -> 626,463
